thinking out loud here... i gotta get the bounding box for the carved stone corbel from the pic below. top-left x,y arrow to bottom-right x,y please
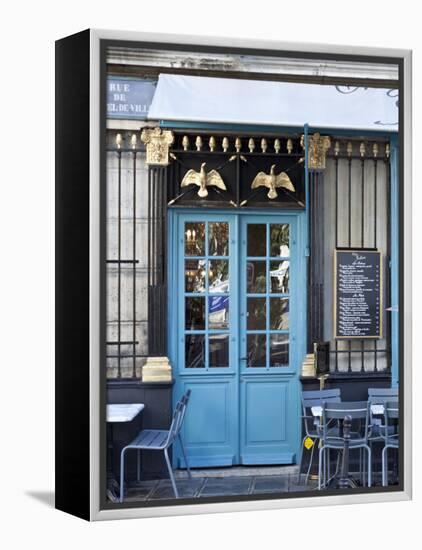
140,127 -> 174,165
302,133 -> 331,170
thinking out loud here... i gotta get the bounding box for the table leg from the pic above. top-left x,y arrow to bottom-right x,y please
107,423 -> 120,502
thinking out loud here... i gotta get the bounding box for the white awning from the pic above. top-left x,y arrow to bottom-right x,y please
148,74 -> 398,132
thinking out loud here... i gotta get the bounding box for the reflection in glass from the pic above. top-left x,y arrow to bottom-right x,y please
185,259 -> 206,292
247,261 -> 266,293
185,297 -> 205,330
247,334 -> 266,367
270,298 -> 289,330
247,224 -> 266,256
209,260 -> 229,293
270,261 -> 290,293
209,222 -> 229,256
270,334 -> 289,367
247,297 -> 266,330
185,222 -> 205,256
209,334 -> 229,367
185,335 -> 205,368
209,296 -> 229,329
270,224 -> 290,257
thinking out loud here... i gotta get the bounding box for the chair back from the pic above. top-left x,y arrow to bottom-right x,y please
381,400 -> 399,443
385,400 -> 399,420
302,389 -> 341,409
321,400 -> 370,440
164,401 -> 183,447
301,389 -> 341,436
368,387 -> 398,403
177,389 -> 191,435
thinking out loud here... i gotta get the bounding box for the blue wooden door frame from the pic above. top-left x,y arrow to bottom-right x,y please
239,214 -> 303,464
168,208 -> 307,468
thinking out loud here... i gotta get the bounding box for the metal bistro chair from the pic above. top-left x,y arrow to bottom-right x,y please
119,390 -> 192,501
298,389 -> 341,484
368,388 -> 398,444
319,401 -> 371,490
382,401 -> 399,487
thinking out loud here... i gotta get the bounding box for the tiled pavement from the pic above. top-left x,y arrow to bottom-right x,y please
122,473 -> 319,502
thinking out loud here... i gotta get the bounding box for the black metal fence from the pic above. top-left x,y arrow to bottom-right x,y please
326,139 -> 391,374
105,131 -> 391,378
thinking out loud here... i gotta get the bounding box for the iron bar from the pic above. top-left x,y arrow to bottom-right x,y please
374,158 -> 378,372
162,166 -> 168,354
348,156 -> 352,373
107,354 -> 148,359
361,158 -> 365,373
106,259 -> 139,264
107,341 -> 139,345
171,150 -> 303,158
330,349 -> 388,354
157,167 -> 162,353
147,166 -> 151,356
334,157 -> 339,373
386,154 -> 392,373
132,151 -> 137,378
117,150 -> 122,378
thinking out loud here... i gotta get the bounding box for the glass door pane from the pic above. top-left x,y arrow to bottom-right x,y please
244,219 -> 290,370
183,219 -> 231,370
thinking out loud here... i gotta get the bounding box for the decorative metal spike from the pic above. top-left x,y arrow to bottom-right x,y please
209,136 -> 216,152
334,141 -> 340,156
286,139 -> 293,154
131,134 -> 137,149
182,136 -> 189,151
385,143 -> 390,158
248,138 -> 255,152
195,136 -> 203,151
373,143 -> 379,158
359,142 -> 366,157
235,137 -> 242,152
115,133 -> 122,149
347,142 -> 353,157
261,138 -> 268,153
222,137 -> 229,152
274,139 -> 281,153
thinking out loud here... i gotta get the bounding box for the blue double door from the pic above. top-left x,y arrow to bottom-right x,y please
170,211 -> 305,467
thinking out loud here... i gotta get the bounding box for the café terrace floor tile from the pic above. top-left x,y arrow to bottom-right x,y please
117,467 -> 388,503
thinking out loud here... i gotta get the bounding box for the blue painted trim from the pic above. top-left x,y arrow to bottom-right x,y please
307,126 -> 398,139
304,124 -> 309,252
390,135 -> 399,387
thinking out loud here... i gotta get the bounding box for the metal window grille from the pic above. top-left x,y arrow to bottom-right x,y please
325,139 -> 391,374
105,131 -> 392,378
106,133 -> 148,378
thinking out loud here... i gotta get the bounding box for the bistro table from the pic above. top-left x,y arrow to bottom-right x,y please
107,403 -> 145,422
107,403 -> 145,502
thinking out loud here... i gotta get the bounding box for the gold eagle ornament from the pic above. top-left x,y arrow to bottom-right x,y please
181,162 -> 227,198
251,164 -> 295,199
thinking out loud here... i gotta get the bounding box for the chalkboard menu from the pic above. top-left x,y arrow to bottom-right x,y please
334,249 -> 383,339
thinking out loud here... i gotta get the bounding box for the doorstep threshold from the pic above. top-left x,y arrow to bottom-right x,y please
175,465 -> 299,479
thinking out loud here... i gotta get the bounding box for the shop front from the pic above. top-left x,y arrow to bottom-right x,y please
105,46 -> 399,484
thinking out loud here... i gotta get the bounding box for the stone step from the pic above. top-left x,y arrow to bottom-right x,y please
175,465 -> 299,479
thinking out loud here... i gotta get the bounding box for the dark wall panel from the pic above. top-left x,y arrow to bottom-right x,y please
55,29 -> 91,521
